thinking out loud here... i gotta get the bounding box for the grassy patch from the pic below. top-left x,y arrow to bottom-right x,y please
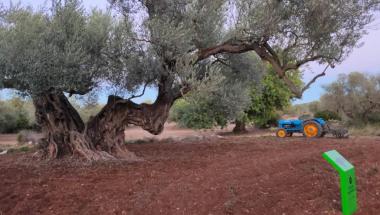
349,125 -> 380,137
7,145 -> 34,154
125,138 -> 155,145
125,137 -> 178,145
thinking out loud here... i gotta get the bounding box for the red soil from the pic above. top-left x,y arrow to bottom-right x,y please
1,135 -> 380,215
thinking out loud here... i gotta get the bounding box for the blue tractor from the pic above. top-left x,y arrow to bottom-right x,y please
276,117 -> 348,138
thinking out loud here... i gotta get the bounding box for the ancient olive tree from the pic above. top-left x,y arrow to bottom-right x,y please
1,0 -> 379,160
0,1 -> 145,160
0,0 -> 228,160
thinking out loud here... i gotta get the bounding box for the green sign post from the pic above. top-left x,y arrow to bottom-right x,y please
323,150 -> 357,215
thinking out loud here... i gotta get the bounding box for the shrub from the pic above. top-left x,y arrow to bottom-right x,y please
16,111 -> 30,129
0,99 -> 35,133
314,110 -> 341,121
0,110 -> 18,133
349,125 -> 380,136
169,99 -> 223,129
253,112 -> 280,128
368,113 -> 380,124
17,130 -> 41,144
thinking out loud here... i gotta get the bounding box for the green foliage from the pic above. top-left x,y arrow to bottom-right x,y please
169,99 -> 188,123
0,109 -> 18,133
321,72 -> 380,125
0,97 -> 35,133
170,99 -> 227,129
246,65 -> 302,127
235,0 -> 378,66
15,111 -> 29,129
367,113 -> 380,124
0,1 -> 133,96
0,95 -> 106,133
69,97 -> 103,122
314,110 -> 341,121
169,52 -> 263,129
170,57 -> 302,129
7,145 -> 31,154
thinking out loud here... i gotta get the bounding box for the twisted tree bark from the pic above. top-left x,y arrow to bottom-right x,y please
33,88 -> 177,161
85,92 -> 175,159
33,91 -> 86,159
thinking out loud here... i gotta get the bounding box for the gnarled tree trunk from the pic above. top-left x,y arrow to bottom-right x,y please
32,68 -> 183,161
233,120 -> 247,133
33,88 -> 177,161
85,92 -> 175,158
33,91 -> 118,161
33,91 -> 86,159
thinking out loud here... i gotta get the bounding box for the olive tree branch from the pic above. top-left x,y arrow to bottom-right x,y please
127,80 -> 152,101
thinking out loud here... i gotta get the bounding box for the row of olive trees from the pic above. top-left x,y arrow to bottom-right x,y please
288,72 -> 380,126
1,0 -> 378,160
320,72 -> 380,125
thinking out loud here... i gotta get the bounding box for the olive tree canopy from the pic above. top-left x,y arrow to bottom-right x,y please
197,0 -> 380,97
0,1 -> 108,95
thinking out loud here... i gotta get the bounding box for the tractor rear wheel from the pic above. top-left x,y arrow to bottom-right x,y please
303,121 -> 323,138
276,129 -> 287,138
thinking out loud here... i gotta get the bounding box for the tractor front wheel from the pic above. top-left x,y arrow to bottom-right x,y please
276,128 -> 287,138
303,121 -> 323,138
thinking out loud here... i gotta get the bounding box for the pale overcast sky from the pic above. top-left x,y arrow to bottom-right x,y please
2,0 -> 380,104
299,12 -> 380,104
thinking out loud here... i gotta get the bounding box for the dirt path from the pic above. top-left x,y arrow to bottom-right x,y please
1,136 -> 380,214
0,123 -> 234,147
0,134 -> 18,147
123,123 -> 235,141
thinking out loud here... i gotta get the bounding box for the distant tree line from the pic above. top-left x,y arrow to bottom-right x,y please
320,72 -> 380,126
289,72 -> 380,127
0,96 -> 103,134
172,71 -> 380,130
